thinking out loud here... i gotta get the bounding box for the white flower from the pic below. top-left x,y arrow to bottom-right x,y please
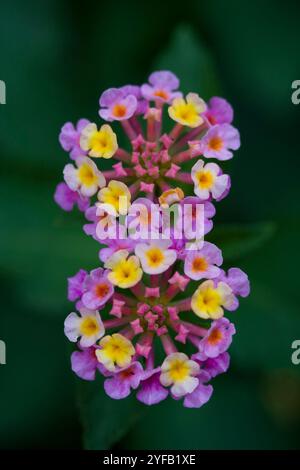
191,159 -> 229,200
63,156 -> 106,197
135,240 -> 177,275
64,307 -> 105,347
160,352 -> 200,397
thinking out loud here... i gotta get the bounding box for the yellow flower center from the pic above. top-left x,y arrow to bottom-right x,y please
108,256 -> 142,289
99,334 -> 135,368
77,163 -> 98,187
168,95 -> 204,128
208,136 -> 223,151
196,170 -> 214,189
82,124 -> 117,159
197,287 -> 222,314
145,247 -> 164,267
80,316 -> 100,336
90,132 -> 109,150
168,359 -> 190,382
192,256 -> 208,272
99,182 -> 131,214
119,265 -> 131,279
177,103 -> 197,122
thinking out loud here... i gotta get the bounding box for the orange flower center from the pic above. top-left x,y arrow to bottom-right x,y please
192,257 -> 208,272
95,283 -> 110,299
112,104 -> 127,118
120,367 -> 135,379
154,89 -> 169,100
208,136 -> 223,151
207,328 -> 223,345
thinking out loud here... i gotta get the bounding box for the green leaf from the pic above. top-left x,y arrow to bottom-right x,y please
0,178 -> 99,315
78,379 -> 145,450
118,373 -> 300,450
0,302 -> 80,448
199,0 -> 300,118
0,0 -> 76,171
230,279 -> 300,370
208,221 -> 276,261
229,220 -> 300,370
153,24 -> 221,98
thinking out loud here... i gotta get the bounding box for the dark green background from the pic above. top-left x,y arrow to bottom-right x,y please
0,0 -> 299,449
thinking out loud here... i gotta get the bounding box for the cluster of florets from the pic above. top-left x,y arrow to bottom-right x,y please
55,71 -> 250,408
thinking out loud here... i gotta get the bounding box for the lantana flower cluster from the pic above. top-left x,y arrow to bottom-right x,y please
55,71 -> 250,408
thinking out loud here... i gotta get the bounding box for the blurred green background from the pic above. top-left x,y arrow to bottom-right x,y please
0,0 -> 300,450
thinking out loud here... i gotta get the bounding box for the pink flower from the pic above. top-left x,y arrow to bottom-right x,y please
104,362 -> 144,399
203,352 -> 230,378
83,204 -> 118,243
169,230 -> 188,260
136,368 -> 169,405
59,119 -> 89,160
184,241 -> 223,281
82,268 -> 114,310
119,85 -> 148,115
183,370 -> 213,409
194,318 -> 236,359
178,196 -> 216,238
205,97 -> 233,125
141,70 -> 182,104
218,267 -> 250,298
202,124 -> 240,160
67,269 -> 88,302
191,160 -> 231,201
214,268 -> 250,310
71,346 -> 100,381
98,224 -> 137,263
54,182 -> 90,212
99,88 -> 137,121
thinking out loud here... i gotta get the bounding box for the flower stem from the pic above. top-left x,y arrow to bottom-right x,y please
172,149 -> 193,164
160,334 -> 178,355
121,120 -> 137,141
171,120 -> 208,152
172,298 -> 191,311
171,171 -> 192,184
103,315 -> 135,329
115,148 -> 132,163
181,321 -> 207,337
169,123 -> 184,140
